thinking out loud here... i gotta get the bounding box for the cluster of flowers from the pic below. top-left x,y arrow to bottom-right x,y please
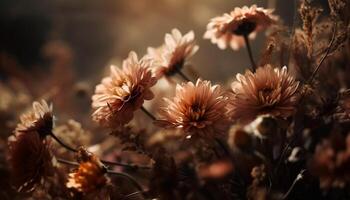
5,1 -> 350,199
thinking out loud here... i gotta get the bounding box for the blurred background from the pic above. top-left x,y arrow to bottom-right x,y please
0,0 -> 305,123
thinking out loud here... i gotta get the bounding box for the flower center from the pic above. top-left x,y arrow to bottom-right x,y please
188,103 -> 206,128
258,87 -> 277,107
233,20 -> 257,36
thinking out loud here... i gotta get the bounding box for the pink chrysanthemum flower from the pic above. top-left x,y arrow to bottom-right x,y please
92,51 -> 157,128
156,79 -> 231,138
204,5 -> 277,50
147,29 -> 199,78
15,100 -> 53,137
229,65 -> 299,124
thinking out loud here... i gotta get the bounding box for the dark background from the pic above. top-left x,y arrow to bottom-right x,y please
0,0 -> 301,83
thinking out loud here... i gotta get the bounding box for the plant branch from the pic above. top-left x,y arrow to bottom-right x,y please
308,22 -> 337,84
52,133 -> 152,169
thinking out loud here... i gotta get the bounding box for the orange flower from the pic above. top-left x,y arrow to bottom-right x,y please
204,5 -> 277,50
147,29 -> 198,78
8,130 -> 54,192
229,65 -> 299,124
66,147 -> 108,193
92,51 -> 157,128
156,79 -> 231,138
15,100 -> 53,137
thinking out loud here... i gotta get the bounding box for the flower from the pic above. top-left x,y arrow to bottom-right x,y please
147,29 -> 199,78
229,65 -> 299,124
66,147 -> 108,194
15,100 -> 53,137
204,5 -> 277,50
156,79 -> 231,138
91,51 -> 157,128
8,130 -> 54,192
309,134 -> 350,188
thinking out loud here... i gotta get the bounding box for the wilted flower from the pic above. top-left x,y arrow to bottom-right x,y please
66,147 -> 108,194
204,5 -> 277,50
15,100 -> 53,137
8,130 -> 54,192
147,29 -> 199,78
91,51 -> 157,128
156,79 -> 231,138
229,65 -> 299,124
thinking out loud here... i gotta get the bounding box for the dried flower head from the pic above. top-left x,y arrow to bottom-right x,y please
8,130 -> 54,192
156,79 -> 231,138
204,5 -> 277,50
229,65 -> 299,124
66,147 -> 108,194
92,51 -> 157,128
147,29 -> 199,78
309,134 -> 350,188
15,100 -> 53,137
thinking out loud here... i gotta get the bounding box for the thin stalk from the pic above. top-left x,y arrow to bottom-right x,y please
243,34 -> 257,72
107,170 -> 143,191
176,68 -> 191,82
282,169 -> 306,199
122,191 -> 144,200
52,133 -> 152,169
57,158 -> 144,192
50,132 -> 77,152
57,158 -> 78,166
308,22 -> 337,84
102,160 -> 151,170
141,106 -> 156,121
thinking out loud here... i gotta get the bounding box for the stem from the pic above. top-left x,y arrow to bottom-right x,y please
107,170 -> 143,191
50,132 -> 78,152
243,34 -> 257,72
102,160 -> 151,170
141,106 -> 156,121
57,158 -> 79,166
52,133 -> 151,169
308,22 -> 337,84
176,68 -> 191,82
57,158 -> 144,192
282,169 -> 306,199
123,191 -> 144,200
